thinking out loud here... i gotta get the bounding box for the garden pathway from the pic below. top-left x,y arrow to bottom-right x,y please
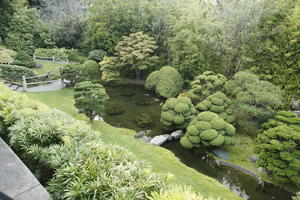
0,138 -> 51,200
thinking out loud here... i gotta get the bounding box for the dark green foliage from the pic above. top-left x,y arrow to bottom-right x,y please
0,64 -> 35,82
60,63 -> 84,87
34,48 -> 75,60
88,49 -> 107,62
82,60 -> 101,80
187,71 -> 228,104
115,32 -> 158,79
225,71 -> 282,135
100,56 -> 123,85
161,97 -> 197,130
262,111 -> 300,132
196,92 -> 235,124
145,66 -> 184,98
180,111 -> 236,149
12,51 -> 36,68
73,81 -> 109,121
5,7 -> 39,54
256,126 -> 300,186
68,51 -> 88,64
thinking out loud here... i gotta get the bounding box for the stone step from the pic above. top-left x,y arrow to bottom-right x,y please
4,82 -> 12,87
9,84 -> 18,90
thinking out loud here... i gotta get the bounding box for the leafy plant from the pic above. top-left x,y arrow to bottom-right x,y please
100,56 -> 123,85
145,66 -> 184,98
13,51 -> 36,68
60,63 -> 84,87
0,50 -> 13,64
82,60 -> 101,80
88,49 -> 107,62
0,64 -> 36,82
73,81 -> 109,121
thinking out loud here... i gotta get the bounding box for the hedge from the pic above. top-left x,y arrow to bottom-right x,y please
0,64 -> 36,82
34,48 -> 77,60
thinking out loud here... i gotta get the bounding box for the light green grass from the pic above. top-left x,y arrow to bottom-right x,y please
26,89 -> 241,200
34,61 -> 64,75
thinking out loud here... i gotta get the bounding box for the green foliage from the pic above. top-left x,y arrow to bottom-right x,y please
0,64 -> 35,82
187,71 -> 228,104
60,63 -> 84,87
82,60 -> 100,80
256,126 -> 300,186
225,71 -> 282,135
145,66 -> 184,98
149,185 -> 217,200
4,7 -> 38,54
161,97 -> 197,130
100,56 -> 123,85
262,111 -> 300,132
196,92 -> 235,124
88,49 -> 107,62
73,81 -> 109,121
115,32 -> 158,79
0,50 -> 13,64
34,48 -> 76,60
12,51 -> 36,68
181,111 -> 236,149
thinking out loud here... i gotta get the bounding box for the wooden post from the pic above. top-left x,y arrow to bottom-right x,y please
33,54 -> 36,61
22,76 -> 28,92
66,59 -> 69,64
47,71 -> 51,81
52,56 -> 55,62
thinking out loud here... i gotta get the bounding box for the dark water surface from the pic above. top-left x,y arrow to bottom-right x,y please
103,84 -> 292,200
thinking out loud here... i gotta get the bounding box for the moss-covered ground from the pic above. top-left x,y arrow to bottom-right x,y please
26,89 -> 241,200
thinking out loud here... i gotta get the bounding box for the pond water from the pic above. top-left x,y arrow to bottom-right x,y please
103,84 -> 292,200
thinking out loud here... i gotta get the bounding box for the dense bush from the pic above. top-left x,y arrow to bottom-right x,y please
34,48 -> 77,60
196,92 -> 235,124
82,60 -> 101,80
149,185 -> 217,200
100,56 -> 123,85
256,126 -> 300,186
68,51 -> 88,64
145,66 -> 184,98
12,51 -> 36,68
187,71 -> 228,105
225,71 -> 282,135
60,63 -> 84,87
74,81 -> 109,121
180,111 -> 236,149
161,97 -> 197,130
0,50 -> 13,64
262,111 -> 300,132
88,49 -> 107,62
0,64 -> 36,82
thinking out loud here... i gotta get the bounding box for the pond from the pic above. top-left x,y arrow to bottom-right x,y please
103,84 -> 292,200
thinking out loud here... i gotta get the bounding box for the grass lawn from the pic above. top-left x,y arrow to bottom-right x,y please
26,89 -> 242,200
33,61 -> 64,75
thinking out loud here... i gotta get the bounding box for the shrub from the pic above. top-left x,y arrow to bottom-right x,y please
100,56 -> 123,85
149,185 -> 217,200
161,97 -> 197,130
82,60 -> 101,80
88,49 -> 107,62
60,63 -> 84,87
145,66 -> 184,98
74,81 -> 109,121
0,64 -> 35,82
187,71 -> 227,104
34,48 -> 75,60
12,51 -> 36,68
180,111 -> 236,149
225,71 -> 282,135
0,50 -> 13,64
196,92 -> 235,124
262,111 -> 300,132
256,126 -> 300,186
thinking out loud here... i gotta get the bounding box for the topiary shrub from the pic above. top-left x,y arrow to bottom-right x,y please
34,48 -> 71,60
0,64 -> 35,82
145,66 -> 184,98
262,111 -> 300,132
196,91 -> 235,124
0,50 -> 13,64
256,126 -> 300,186
60,63 -> 84,87
180,111 -> 236,149
161,97 -> 197,130
82,60 -> 101,80
88,49 -> 107,62
12,51 -> 36,68
225,71 -> 282,135
100,56 -> 124,86
187,71 -> 227,105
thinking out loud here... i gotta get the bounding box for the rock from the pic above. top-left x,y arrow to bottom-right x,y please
292,100 -> 300,110
134,113 -> 154,128
140,136 -> 151,143
150,135 -> 168,146
153,98 -> 160,102
164,134 -> 173,141
248,155 -> 258,163
134,131 -> 146,139
258,167 -> 269,175
94,116 -> 104,121
35,63 -> 43,68
171,130 -> 184,139
212,150 -> 230,160
293,111 -> 300,117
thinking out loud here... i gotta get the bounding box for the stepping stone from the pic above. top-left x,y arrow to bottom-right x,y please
140,136 -> 151,143
150,135 -> 168,146
212,150 -> 230,160
171,130 -> 184,139
9,85 -> 18,90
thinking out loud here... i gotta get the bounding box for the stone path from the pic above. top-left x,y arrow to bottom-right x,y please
26,80 -> 64,92
0,138 -> 51,200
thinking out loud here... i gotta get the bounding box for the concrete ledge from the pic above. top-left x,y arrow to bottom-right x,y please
0,138 -> 51,200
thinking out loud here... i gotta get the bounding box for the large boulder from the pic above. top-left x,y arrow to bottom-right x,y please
150,135 -> 168,146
